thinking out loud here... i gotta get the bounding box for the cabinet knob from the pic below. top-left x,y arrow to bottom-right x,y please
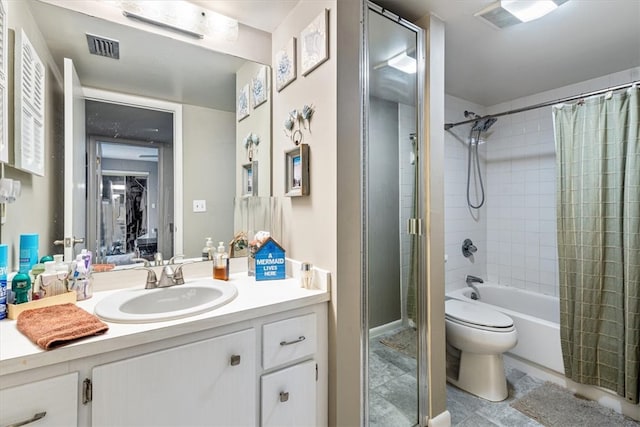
279,391 -> 289,402
230,354 -> 241,366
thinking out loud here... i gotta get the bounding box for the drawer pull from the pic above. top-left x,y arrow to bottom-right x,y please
279,391 -> 289,402
280,336 -> 306,346
5,411 -> 47,427
230,354 -> 241,366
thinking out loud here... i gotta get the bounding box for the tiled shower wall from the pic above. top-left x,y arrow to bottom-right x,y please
445,67 -> 640,296
399,103 -> 416,322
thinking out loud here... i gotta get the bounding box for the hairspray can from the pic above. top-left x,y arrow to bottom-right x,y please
19,233 -> 39,274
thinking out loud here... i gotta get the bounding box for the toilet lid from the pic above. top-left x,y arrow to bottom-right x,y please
445,300 -> 514,329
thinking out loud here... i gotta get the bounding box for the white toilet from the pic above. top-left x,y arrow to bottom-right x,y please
445,299 -> 518,401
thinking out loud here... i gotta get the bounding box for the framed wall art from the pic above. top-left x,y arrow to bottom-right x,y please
275,37 -> 296,91
242,161 -> 258,197
285,144 -> 309,197
300,9 -> 329,76
251,65 -> 268,109
237,84 -> 249,121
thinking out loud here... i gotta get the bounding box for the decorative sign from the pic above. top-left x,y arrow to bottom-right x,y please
254,237 -> 286,281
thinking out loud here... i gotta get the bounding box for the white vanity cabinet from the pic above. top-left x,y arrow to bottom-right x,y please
0,286 -> 329,427
0,372 -> 78,427
91,328 -> 256,427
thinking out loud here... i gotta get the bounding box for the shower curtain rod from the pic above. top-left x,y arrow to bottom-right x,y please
444,80 -> 639,130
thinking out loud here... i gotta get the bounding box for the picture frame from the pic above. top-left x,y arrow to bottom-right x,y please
275,37 -> 296,92
285,144 -> 309,197
251,65 -> 268,109
300,9 -> 329,77
242,161 -> 258,197
237,84 -> 249,121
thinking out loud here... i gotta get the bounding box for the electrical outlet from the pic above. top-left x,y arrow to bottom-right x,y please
193,200 -> 206,212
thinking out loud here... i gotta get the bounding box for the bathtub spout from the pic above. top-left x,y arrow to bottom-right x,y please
466,275 -> 483,299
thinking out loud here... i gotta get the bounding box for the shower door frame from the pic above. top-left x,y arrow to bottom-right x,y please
361,2 -> 427,425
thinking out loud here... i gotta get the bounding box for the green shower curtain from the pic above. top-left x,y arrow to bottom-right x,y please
553,86 -> 639,404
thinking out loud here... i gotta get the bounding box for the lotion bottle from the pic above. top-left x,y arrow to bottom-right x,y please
202,237 -> 214,261
213,241 -> 229,281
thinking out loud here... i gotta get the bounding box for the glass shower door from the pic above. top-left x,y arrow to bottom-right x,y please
364,3 -> 424,426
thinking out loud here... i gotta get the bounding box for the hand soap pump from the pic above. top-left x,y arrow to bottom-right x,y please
202,237 -> 214,261
213,241 -> 229,281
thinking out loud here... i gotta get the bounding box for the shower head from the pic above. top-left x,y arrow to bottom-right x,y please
471,117 -> 497,132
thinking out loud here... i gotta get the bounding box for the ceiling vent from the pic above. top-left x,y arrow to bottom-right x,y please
86,33 -> 120,59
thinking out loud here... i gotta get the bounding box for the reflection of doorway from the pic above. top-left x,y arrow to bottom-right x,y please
85,98 -> 173,264
99,168 -> 156,261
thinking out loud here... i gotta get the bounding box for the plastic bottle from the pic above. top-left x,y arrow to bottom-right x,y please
202,237 -> 214,261
213,241 -> 229,281
0,244 -> 8,319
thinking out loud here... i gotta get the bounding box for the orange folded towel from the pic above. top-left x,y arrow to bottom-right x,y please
17,303 -> 109,350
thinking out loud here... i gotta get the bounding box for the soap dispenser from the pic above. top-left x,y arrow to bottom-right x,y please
213,241 -> 229,281
202,237 -> 214,261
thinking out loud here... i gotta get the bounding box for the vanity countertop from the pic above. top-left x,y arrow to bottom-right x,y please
0,272 -> 330,377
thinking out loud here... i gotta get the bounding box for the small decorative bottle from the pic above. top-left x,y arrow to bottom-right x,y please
300,262 -> 313,289
213,241 -> 229,281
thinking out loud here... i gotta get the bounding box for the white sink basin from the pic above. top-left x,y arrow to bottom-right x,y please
95,281 -> 237,323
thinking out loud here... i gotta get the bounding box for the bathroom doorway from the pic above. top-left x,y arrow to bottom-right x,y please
363,3 -> 425,426
85,99 -> 174,264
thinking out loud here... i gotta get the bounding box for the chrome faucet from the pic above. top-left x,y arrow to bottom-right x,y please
143,263 -> 187,289
465,275 -> 484,299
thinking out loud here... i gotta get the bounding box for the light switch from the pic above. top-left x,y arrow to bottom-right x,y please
193,199 -> 206,212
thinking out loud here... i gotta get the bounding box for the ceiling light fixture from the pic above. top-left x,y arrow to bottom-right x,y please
387,52 -> 417,74
475,0 -> 569,29
117,0 -> 238,41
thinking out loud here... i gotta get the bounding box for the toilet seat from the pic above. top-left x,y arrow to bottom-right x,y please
445,300 -> 514,332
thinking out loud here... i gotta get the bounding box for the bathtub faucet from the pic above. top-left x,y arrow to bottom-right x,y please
465,275 -> 483,299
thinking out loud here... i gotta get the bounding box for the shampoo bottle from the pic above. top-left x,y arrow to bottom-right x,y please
213,241 -> 229,281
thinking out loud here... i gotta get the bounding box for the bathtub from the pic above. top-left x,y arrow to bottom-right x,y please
446,284 -> 564,373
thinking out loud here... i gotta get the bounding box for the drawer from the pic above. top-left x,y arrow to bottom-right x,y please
261,360 -> 317,427
263,313 -> 316,370
0,372 -> 78,427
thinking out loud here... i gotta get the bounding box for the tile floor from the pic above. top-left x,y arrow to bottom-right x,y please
368,329 -> 546,427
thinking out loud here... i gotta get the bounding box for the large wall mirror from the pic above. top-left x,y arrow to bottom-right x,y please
19,0 -> 272,265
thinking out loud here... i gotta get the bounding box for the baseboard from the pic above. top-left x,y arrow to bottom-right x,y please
369,319 -> 403,338
427,410 -> 451,427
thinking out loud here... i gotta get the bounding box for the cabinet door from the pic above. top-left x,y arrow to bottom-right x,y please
261,360 -> 316,427
0,372 -> 78,427
92,328 -> 256,427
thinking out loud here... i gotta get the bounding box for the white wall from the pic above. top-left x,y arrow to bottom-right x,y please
445,67 -> 640,296
182,105 -> 235,257
235,62 -> 271,198
2,0 -> 64,270
272,1 -> 339,424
